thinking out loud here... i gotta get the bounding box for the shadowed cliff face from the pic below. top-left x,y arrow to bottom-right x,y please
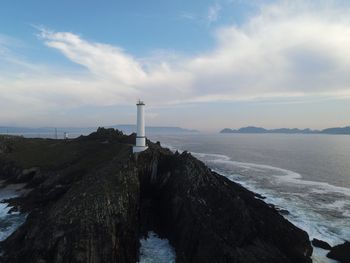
4,164 -> 140,263
138,145 -> 313,263
0,129 -> 140,263
0,129 -> 313,263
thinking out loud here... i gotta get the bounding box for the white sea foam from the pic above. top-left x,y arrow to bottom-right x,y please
0,184 -> 27,241
194,152 -> 350,197
138,231 -> 176,263
312,246 -> 338,263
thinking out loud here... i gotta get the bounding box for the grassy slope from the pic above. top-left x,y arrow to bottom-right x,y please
0,135 -> 132,171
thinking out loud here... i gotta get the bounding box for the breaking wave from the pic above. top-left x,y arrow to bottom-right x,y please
0,184 -> 27,241
139,231 -> 176,263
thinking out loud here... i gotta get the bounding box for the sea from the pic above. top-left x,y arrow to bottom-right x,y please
1,132 -> 349,262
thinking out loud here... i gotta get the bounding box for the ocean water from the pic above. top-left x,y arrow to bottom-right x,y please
149,133 -> 350,262
139,232 -> 176,263
0,183 -> 27,241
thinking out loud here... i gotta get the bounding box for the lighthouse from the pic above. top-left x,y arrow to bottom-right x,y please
133,100 -> 148,153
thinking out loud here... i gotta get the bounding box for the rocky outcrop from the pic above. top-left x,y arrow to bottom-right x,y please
2,162 -> 140,263
327,241 -> 350,263
138,146 -> 312,263
0,129 -> 313,262
0,130 -> 140,263
312,238 -> 331,250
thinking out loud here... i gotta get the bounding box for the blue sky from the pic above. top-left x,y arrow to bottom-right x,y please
0,0 -> 260,61
0,0 -> 350,131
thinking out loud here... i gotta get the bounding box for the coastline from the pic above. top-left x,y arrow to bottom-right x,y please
156,141 -> 350,262
0,129 -> 329,262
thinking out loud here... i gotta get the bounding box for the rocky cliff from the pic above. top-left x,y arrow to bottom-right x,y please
137,146 -> 312,263
0,128 -> 312,262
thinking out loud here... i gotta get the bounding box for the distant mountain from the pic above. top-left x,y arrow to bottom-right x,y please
236,126 -> 268,133
221,126 -> 317,134
320,126 -> 350,134
220,126 -> 350,135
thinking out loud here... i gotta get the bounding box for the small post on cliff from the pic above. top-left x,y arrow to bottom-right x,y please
133,99 -> 148,154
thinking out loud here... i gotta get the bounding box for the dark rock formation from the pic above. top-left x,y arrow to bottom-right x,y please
0,129 -> 313,262
0,129 -> 140,263
138,146 -> 312,263
312,238 -> 331,250
327,241 -> 350,263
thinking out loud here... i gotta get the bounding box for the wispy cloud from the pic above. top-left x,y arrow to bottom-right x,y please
179,12 -> 197,21
207,3 -> 222,24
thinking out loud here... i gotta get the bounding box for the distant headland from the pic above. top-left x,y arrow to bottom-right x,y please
221,126 -> 350,135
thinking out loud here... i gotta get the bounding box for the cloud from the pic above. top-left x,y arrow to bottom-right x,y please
37,28 -> 195,105
39,1 -> 350,105
179,12 -> 197,21
207,3 -> 222,23
1,0 -> 350,126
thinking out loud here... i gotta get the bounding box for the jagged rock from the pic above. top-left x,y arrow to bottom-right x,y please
277,208 -> 290,215
327,241 -> 350,262
2,162 -> 140,263
16,167 -> 40,183
138,148 -> 313,263
0,143 -> 11,154
0,134 -> 139,263
87,127 -> 123,139
0,132 -> 313,263
312,238 -> 331,250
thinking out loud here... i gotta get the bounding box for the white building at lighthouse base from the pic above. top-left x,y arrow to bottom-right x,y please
133,145 -> 148,153
133,135 -> 148,153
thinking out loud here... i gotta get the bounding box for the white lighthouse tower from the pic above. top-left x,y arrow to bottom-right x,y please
133,100 -> 148,153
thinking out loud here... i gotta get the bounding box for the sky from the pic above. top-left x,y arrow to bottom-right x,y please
0,0 -> 350,132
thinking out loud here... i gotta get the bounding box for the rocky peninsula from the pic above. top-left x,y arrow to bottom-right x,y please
0,128 -> 314,262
